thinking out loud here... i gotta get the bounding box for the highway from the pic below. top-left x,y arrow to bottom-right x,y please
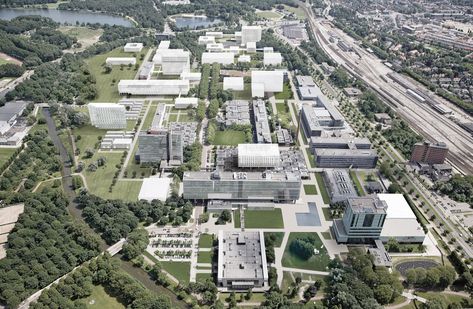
302,5 -> 473,175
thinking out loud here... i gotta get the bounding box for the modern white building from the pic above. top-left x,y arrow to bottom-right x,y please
206,43 -> 224,52
251,70 -> 284,97
228,46 -> 240,55
180,72 -> 202,82
206,31 -> 223,38
223,77 -> 244,91
237,143 -> 280,168
202,52 -> 234,65
378,193 -> 426,243
157,40 -> 170,50
241,26 -> 262,45
118,80 -> 190,96
161,50 -> 190,75
175,97 -> 198,109
138,177 -> 171,202
199,36 -> 216,45
124,42 -> 143,53
246,42 -> 256,53
263,47 -> 274,53
264,52 -> 283,66
105,57 -> 136,66
88,103 -> 126,129
238,55 -> 251,63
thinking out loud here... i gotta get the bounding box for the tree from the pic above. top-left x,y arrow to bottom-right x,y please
245,289 -> 252,300
374,285 -> 394,305
263,291 -> 289,308
216,210 -> 232,224
84,148 -> 94,158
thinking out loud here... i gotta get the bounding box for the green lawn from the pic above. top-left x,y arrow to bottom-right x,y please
275,103 -> 292,126
198,234 -> 214,248
232,83 -> 252,100
264,232 -> 285,247
102,180 -> 142,201
83,152 -> 123,198
315,173 -> 330,204
305,147 -> 316,167
0,58 -> 14,65
196,273 -> 212,283
86,47 -> 148,102
274,82 -> 293,100
415,292 -> 472,308
0,148 -> 16,167
72,125 -> 107,154
233,210 -> 241,228
303,184 -> 317,195
126,120 -> 137,131
197,251 -> 213,264
244,209 -> 284,229
282,272 -> 327,296
178,112 -> 197,123
283,4 -> 307,19
83,284 -> 125,309
256,10 -> 282,19
282,232 -> 331,271
141,103 -> 158,131
168,114 -> 178,123
213,130 -> 246,145
321,231 -> 332,240
59,26 -> 103,41
161,261 -> 190,285
321,207 -> 333,221
349,170 -> 365,196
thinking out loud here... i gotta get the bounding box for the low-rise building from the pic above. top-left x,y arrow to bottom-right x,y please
295,75 -> 316,88
207,43 -> 224,52
161,50 -> 190,75
275,128 -> 293,145
217,231 -> 268,290
223,77 -> 244,91
138,177 -> 171,202
105,57 -> 136,66
323,169 -> 358,203
175,97 -> 198,109
238,55 -> 251,63
251,70 -> 284,97
0,101 -> 28,135
246,42 -> 257,53
124,42 -> 143,53
374,113 -> 392,125
100,131 -> 134,149
88,103 -> 126,129
263,52 -> 282,66
343,87 -> 362,97
252,100 -> 271,143
206,31 -> 223,38
118,80 -> 190,96
301,100 -> 344,137
238,143 -> 280,168
202,52 -> 234,65
224,100 -> 250,126
138,62 -> 154,80
199,36 -> 216,45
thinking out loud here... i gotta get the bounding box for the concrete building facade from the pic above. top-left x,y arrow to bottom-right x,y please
118,80 -> 190,96
410,141 -> 449,164
241,26 -> 262,45
88,103 -> 126,129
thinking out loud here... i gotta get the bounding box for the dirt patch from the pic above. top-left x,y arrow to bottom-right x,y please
0,52 -> 22,65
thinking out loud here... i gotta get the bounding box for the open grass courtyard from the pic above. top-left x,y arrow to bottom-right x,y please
282,232 -> 330,271
213,130 -> 247,145
243,209 -> 284,229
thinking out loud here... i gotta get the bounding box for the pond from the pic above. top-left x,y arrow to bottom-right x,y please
172,14 -> 221,30
0,8 -> 133,27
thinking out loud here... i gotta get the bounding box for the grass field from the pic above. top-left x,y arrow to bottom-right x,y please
72,125 -> 107,154
213,130 -> 246,145
101,180 -> 142,201
257,10 -> 283,20
322,207 -> 333,221
161,261 -> 190,285
264,232 -> 284,247
232,83 -> 252,100
244,209 -> 284,229
197,251 -> 212,264
198,234 -> 214,248
59,26 -> 103,50
86,47 -> 147,102
0,148 -> 16,167
303,184 -> 318,195
282,232 -> 330,271
196,273 -> 212,283
282,271 -> 327,296
141,103 -> 157,130
0,58 -> 12,65
83,152 -> 123,198
349,170 -> 365,196
321,231 -> 332,240
315,172 -> 330,204
414,292 -> 472,308
275,82 -> 293,100
275,103 -> 292,125
233,210 -> 241,228
283,4 -> 307,19
305,147 -> 316,167
84,285 -> 125,309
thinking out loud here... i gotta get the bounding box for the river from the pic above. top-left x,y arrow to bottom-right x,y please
0,8 -> 132,27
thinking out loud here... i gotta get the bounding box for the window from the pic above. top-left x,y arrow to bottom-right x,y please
363,214 -> 374,227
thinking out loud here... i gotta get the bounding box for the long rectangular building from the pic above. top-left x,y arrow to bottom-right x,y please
88,103 -> 126,129
314,148 -> 378,168
183,170 -> 301,202
118,80 -> 189,96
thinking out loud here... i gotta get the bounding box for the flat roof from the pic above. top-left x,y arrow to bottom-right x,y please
377,193 -> 417,219
381,218 -> 425,238
175,97 -> 198,103
315,148 -> 377,157
0,101 -> 29,122
238,143 -> 279,158
138,177 -> 171,202
296,75 -> 316,87
348,196 -> 387,214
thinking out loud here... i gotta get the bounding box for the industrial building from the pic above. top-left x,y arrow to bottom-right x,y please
263,52 -> 283,66
251,71 -> 284,97
124,42 -> 143,53
174,97 -> 198,109
224,100 -> 251,126
183,170 -> 301,202
217,231 -> 268,290
88,103 -> 126,129
300,101 -> 344,137
238,143 -> 280,168
410,141 -> 449,165
252,100 -> 271,143
241,26 -> 262,45
223,77 -> 244,91
105,57 -> 136,66
137,130 -> 183,166
332,196 -> 388,243
138,62 -> 154,80
0,101 -> 28,135
378,194 -> 425,243
322,169 -> 358,203
202,52 -> 234,65
118,80 -> 190,96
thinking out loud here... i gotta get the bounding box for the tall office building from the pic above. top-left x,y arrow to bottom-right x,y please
137,130 -> 183,166
410,141 -> 449,164
241,26 -> 262,45
332,196 -> 388,243
88,103 -> 126,129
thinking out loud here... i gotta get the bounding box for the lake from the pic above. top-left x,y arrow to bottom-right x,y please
172,14 -> 221,29
0,8 -> 133,27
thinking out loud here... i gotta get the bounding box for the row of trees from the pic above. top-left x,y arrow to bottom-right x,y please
32,254 -> 171,309
0,63 -> 25,78
0,191 -> 101,308
77,193 -> 193,244
198,64 -> 211,99
405,265 -> 456,289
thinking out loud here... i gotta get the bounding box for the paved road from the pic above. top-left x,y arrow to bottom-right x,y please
0,70 -> 34,98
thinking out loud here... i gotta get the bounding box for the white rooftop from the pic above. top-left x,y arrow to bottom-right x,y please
378,193 -> 417,219
138,177 -> 171,202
